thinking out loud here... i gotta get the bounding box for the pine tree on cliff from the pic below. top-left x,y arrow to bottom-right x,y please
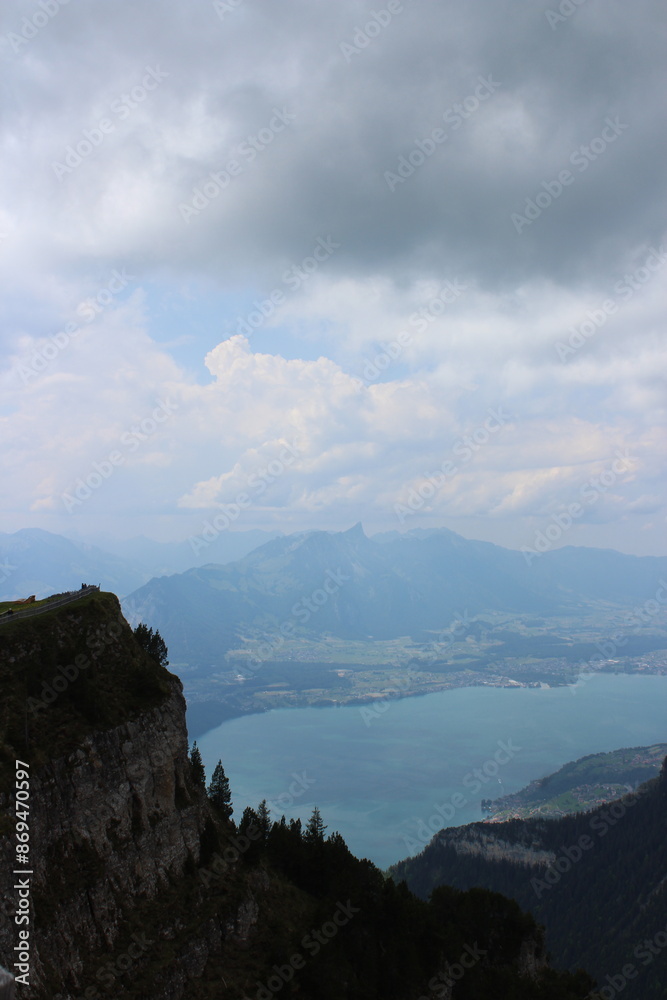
189,742 -> 206,787
304,805 -> 327,842
133,622 -> 169,667
208,759 -> 233,819
257,798 -> 271,840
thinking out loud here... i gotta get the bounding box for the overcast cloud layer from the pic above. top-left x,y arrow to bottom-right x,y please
1,0 -> 665,556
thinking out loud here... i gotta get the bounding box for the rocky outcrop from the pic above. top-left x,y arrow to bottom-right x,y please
517,933 -> 548,978
437,826 -> 555,867
0,683 -> 208,997
0,595 -> 246,1000
0,967 -> 14,1000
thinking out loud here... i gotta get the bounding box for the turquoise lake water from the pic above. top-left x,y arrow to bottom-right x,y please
197,674 -> 667,869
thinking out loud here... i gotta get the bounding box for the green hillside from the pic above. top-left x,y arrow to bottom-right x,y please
483,744 -> 667,819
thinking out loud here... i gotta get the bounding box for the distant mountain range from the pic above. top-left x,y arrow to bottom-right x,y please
0,528 -> 145,600
121,523 -> 667,667
0,527 -> 280,600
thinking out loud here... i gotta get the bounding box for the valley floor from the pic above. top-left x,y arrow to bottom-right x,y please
184,651 -> 667,737
180,608 -> 667,735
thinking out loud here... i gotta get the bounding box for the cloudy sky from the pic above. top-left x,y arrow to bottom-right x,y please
1,0 -> 665,555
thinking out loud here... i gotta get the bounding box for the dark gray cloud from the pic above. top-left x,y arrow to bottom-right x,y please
3,0 -> 665,289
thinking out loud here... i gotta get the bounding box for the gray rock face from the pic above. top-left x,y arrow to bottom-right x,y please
0,966 -> 14,1000
0,679 -> 228,999
518,934 -> 549,979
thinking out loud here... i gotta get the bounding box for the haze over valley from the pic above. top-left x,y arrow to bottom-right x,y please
115,524 -> 667,735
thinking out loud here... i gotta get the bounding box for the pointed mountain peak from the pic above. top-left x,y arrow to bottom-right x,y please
342,522 -> 366,538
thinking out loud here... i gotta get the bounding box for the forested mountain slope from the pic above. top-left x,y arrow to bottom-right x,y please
390,764 -> 667,999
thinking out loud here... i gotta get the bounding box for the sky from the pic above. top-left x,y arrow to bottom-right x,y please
1,0 -> 666,556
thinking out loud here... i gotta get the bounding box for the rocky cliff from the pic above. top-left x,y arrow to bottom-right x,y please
0,592 -> 268,999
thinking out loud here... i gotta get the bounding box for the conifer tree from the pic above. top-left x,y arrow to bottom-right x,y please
305,805 -> 327,842
208,759 -> 233,819
189,741 -> 206,787
257,798 -> 271,840
290,817 -> 302,839
240,805 -> 257,828
133,622 -> 169,667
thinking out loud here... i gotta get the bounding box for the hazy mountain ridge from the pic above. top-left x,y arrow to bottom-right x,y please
0,528 -> 147,601
0,527 -> 281,601
122,524 -> 667,667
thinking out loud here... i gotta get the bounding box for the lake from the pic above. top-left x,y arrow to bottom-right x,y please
197,674 -> 667,869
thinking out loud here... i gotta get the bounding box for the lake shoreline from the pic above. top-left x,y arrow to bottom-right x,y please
185,664 -> 663,739
197,673 -> 667,869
